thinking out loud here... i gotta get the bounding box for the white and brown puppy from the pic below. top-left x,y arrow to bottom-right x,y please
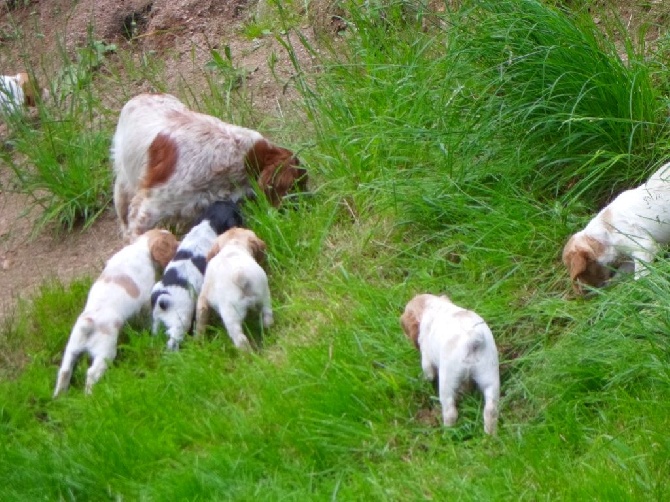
151,200 -> 244,351
53,229 -> 179,397
400,294 -> 500,435
562,161 -> 670,294
0,72 -> 44,113
111,93 -> 308,242
195,227 -> 272,350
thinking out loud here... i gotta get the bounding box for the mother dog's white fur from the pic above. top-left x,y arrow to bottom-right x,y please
400,294 -> 500,435
53,229 -> 178,396
562,161 -> 670,294
195,228 -> 272,350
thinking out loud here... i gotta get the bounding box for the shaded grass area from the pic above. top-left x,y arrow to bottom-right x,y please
2,0 -> 670,499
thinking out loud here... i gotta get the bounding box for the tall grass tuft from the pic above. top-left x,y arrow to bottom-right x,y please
451,0 -> 667,202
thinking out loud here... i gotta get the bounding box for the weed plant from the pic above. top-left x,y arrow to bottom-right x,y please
1,0 -> 670,499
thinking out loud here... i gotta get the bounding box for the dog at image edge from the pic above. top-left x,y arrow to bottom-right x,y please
562,161 -> 670,294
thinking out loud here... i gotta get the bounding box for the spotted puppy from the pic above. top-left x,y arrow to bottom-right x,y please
195,227 -> 272,350
400,294 -> 500,435
151,200 -> 244,350
53,229 -> 178,396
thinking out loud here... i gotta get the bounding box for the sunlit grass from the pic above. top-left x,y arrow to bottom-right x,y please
1,0 -> 670,499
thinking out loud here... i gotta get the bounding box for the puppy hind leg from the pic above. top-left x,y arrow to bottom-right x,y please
220,305 -> 251,351
438,366 -> 461,427
482,387 -> 500,436
474,367 -> 500,435
260,287 -> 273,328
194,296 -> 211,339
85,356 -> 110,395
53,347 -> 81,397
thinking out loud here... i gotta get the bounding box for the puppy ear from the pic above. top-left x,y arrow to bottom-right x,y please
206,238 -> 223,262
149,231 -> 179,269
562,235 -> 606,294
400,310 -> 421,350
249,234 -> 267,264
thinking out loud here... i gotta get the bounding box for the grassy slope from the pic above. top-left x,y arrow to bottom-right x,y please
2,0 -> 670,499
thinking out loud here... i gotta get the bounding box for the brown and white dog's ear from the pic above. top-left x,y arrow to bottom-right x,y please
245,139 -> 306,206
259,163 -> 308,207
248,233 -> 267,264
206,237 -> 225,262
147,229 -> 179,269
400,295 -> 429,350
562,234 -> 607,294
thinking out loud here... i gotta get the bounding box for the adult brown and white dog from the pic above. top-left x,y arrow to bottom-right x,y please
400,294 -> 500,435
111,93 -> 307,241
562,161 -> 670,294
195,227 -> 272,351
53,229 -> 179,397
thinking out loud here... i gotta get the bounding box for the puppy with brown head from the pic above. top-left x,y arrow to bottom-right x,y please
562,161 -> 670,295
53,229 -> 178,396
195,227 -> 272,350
401,293 -> 500,435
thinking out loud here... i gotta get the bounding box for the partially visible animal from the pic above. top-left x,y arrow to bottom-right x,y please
562,161 -> 670,294
195,227 -> 272,350
53,229 -> 179,396
400,293 -> 500,435
151,200 -> 244,351
111,93 -> 308,241
0,72 -> 45,114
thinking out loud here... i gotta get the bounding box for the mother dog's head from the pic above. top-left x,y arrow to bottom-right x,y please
244,139 -> 308,206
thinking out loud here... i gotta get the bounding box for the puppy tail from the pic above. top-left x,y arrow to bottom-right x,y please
77,316 -> 96,338
232,272 -> 253,297
464,326 -> 487,362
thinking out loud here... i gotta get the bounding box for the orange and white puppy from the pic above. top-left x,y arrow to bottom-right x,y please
400,294 -> 500,435
111,93 -> 307,242
562,161 -> 670,294
53,229 -> 178,397
195,228 -> 272,350
0,72 -> 43,113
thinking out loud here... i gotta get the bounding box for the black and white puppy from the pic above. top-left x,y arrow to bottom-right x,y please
151,200 -> 244,350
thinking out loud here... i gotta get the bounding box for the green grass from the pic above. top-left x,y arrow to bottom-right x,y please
2,0 -> 670,499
